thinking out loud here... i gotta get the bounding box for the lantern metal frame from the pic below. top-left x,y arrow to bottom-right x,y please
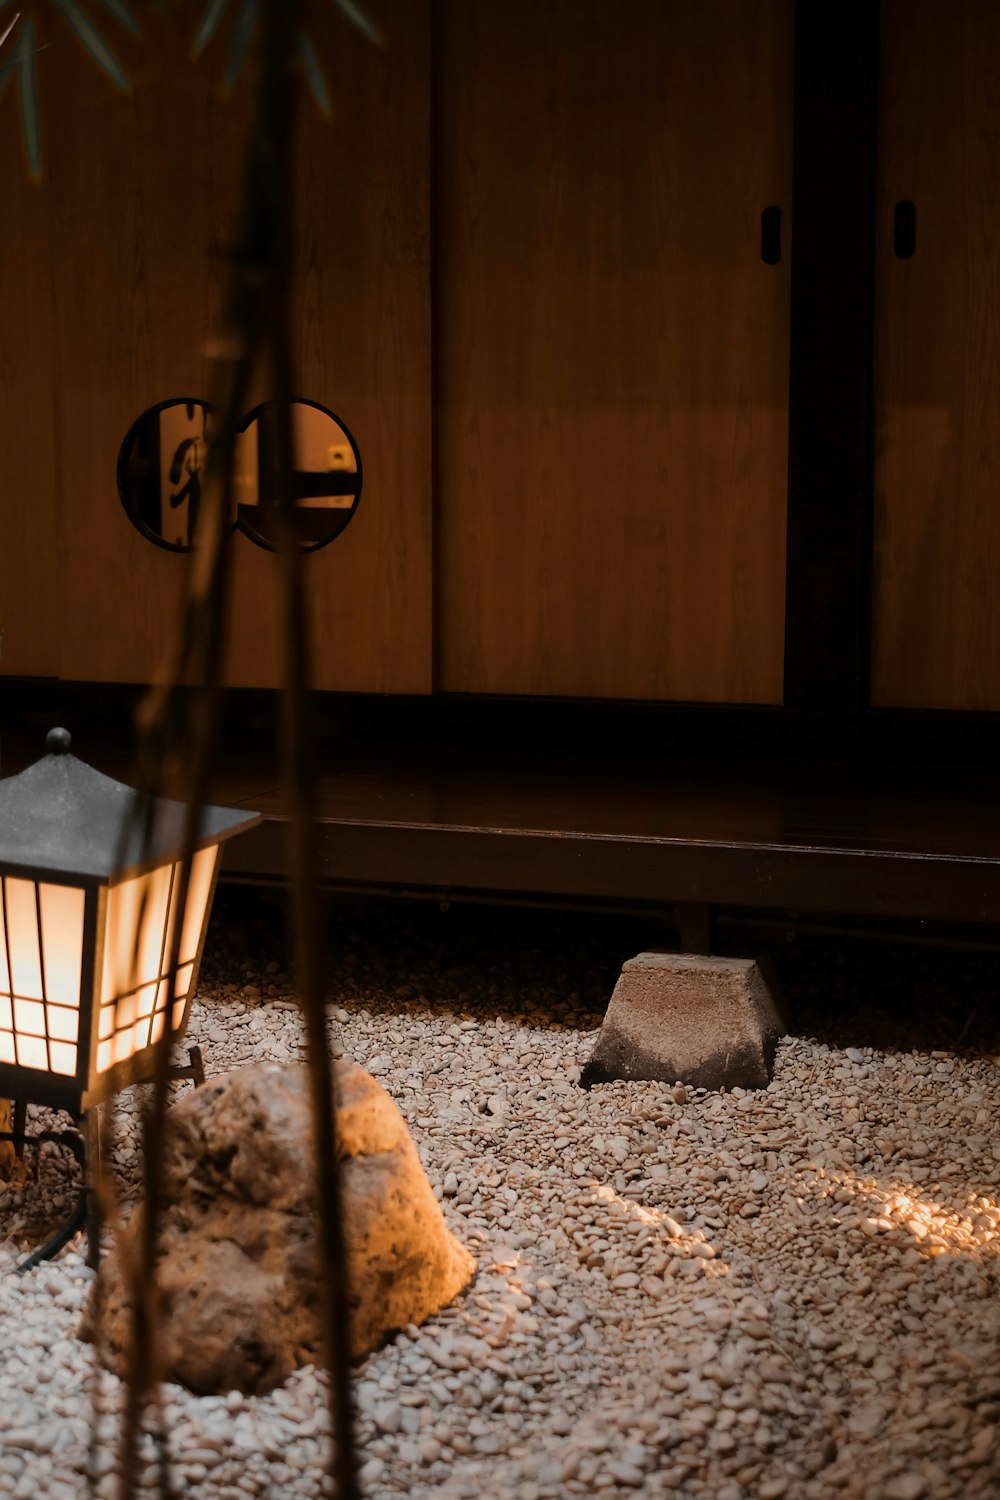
0,728 -> 260,1266
0,868 -> 214,1117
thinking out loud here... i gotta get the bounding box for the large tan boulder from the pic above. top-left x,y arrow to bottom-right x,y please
87,1062 -> 475,1394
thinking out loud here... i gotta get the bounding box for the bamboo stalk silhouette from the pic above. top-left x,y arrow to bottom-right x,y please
91,4 -> 359,1495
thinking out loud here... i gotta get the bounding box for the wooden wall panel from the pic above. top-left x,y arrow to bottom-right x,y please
0,28 -> 59,680
871,0 -> 1000,710
435,0 -> 794,702
226,0 -> 432,692
46,20 -> 230,687
3,2 -> 431,692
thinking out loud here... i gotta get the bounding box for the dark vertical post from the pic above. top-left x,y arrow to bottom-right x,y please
783,2 -> 881,713
675,902 -> 714,955
83,1106 -> 102,1268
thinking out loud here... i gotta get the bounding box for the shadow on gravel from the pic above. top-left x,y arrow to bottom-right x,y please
718,922 -> 1000,1058
207,888 -> 1000,1056
205,887 -> 652,1031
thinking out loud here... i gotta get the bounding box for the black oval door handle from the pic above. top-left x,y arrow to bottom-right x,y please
894,199 -> 916,258
760,206 -> 781,265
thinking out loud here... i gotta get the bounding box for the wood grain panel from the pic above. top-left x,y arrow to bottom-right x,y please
435,0 -> 794,702
0,14 -> 60,679
46,13 -> 232,686
871,0 -> 1000,709
226,0 -> 432,692
8,1 -> 430,692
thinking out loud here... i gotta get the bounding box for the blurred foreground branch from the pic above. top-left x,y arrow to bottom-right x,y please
94,2 -> 359,1496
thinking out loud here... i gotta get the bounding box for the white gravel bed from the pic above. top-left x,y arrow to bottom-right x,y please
1,897 -> 999,1500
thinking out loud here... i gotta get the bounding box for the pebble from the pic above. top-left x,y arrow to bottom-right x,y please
758,1480 -> 789,1499
1,897 -> 998,1500
885,1476 -> 928,1500
606,1459 -> 645,1487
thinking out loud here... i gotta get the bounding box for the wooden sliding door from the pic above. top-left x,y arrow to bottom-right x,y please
871,0 -> 1000,710
0,77 -> 59,679
434,0 -> 794,701
0,1 -> 432,693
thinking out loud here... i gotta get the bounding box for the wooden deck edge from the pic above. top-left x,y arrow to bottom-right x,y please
221,817 -> 1000,924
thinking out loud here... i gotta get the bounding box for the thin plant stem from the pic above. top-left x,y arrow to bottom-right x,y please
105,5 -> 359,1497
113,14 -> 300,1495
261,1 -> 359,1492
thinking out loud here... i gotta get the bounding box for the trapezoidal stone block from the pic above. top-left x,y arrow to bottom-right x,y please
581,952 -> 784,1092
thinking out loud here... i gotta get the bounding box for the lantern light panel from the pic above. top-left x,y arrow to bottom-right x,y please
0,730 -> 259,1113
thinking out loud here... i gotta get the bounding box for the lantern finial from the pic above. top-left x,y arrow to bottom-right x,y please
46,727 -> 72,756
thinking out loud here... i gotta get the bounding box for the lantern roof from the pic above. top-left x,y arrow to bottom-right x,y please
0,729 -> 261,883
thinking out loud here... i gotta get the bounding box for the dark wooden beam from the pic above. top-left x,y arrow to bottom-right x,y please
219,744 -> 1000,926
225,814 -> 1000,927
783,1 -> 881,712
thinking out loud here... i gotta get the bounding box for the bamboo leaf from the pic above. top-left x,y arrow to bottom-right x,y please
0,9 -> 19,51
96,0 -> 141,36
16,17 -> 41,180
192,0 -> 230,57
299,30 -> 331,118
0,20 -> 42,180
52,0 -> 130,90
0,31 -> 21,95
324,0 -> 382,46
224,0 -> 261,89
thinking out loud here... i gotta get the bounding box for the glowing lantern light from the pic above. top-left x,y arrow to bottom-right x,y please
0,728 -> 259,1114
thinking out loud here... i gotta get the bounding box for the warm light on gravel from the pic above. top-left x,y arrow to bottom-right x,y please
1,899 -> 999,1500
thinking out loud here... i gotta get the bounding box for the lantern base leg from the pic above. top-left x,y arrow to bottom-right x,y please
12,1100 -> 27,1160
3,1052 -> 204,1273
82,1109 -> 102,1270
168,1044 -> 205,1088
0,1117 -> 92,1273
